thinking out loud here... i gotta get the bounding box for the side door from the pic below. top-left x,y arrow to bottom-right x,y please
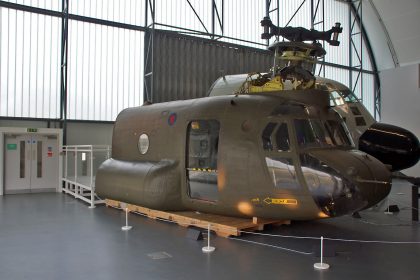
29,134 -> 59,191
4,134 -> 31,193
186,120 -> 220,202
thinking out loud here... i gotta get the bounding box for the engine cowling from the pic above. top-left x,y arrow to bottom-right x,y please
359,123 -> 420,171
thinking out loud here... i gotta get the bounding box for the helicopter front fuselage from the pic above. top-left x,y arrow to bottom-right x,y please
96,89 -> 391,220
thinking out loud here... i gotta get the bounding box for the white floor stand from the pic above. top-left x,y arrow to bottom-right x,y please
202,224 -> 215,253
314,236 -> 330,270
121,207 -> 132,231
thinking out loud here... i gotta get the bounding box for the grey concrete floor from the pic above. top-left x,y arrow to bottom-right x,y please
0,180 -> 419,280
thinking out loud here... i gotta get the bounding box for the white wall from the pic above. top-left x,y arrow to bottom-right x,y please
0,120 -> 113,146
0,120 -> 50,129
380,64 -> 420,177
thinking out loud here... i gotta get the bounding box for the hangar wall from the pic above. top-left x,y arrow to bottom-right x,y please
65,123 -> 113,145
380,64 -> 420,177
145,31 -> 272,103
0,120 -> 113,146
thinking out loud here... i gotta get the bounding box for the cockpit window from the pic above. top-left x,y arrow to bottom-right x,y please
329,91 -> 345,106
295,119 -> 352,148
324,120 -> 352,146
262,122 -> 276,151
295,119 -> 316,145
275,123 -> 290,151
341,90 -> 358,103
328,89 -> 359,107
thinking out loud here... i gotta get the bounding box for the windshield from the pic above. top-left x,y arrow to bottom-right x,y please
294,119 -> 352,148
329,89 -> 359,106
340,89 -> 359,103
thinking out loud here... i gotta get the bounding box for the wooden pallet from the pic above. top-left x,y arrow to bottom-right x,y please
105,199 -> 290,237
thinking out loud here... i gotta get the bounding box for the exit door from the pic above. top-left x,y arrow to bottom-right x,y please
4,134 -> 59,194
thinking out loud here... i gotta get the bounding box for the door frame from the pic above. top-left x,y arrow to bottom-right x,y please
0,127 -> 63,196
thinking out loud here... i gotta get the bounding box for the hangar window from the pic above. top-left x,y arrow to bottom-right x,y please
186,120 -> 220,202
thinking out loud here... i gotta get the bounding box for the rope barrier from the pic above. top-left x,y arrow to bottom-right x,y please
322,237 -> 420,244
109,205 -> 420,246
238,229 -> 420,244
357,218 -> 413,227
237,229 -> 319,240
229,237 -> 313,255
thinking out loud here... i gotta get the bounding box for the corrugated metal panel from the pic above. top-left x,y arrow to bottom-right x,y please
0,7 -> 61,118
67,21 -> 144,121
149,31 -> 272,103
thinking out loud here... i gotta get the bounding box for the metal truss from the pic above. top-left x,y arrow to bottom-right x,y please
144,0 -> 155,102
349,0 -> 363,101
311,0 -> 326,77
60,0 -> 69,144
349,0 -> 381,119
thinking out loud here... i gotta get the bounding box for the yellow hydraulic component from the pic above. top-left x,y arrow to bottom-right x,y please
249,75 -> 283,93
279,50 -> 317,63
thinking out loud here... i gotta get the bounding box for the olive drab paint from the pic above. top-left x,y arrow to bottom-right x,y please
96,89 -> 392,220
96,21 -> 418,221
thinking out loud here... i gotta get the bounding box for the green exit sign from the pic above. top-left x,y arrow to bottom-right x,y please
27,128 -> 38,133
7,144 -> 17,150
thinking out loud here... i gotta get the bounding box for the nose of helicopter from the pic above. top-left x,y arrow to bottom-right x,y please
302,149 -> 392,217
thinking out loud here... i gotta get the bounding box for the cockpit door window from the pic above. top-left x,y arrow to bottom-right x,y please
262,121 -> 300,190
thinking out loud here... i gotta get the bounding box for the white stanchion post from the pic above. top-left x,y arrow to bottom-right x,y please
121,207 -> 133,231
88,149 -> 95,209
202,223 -> 215,253
384,196 -> 392,215
314,236 -> 330,270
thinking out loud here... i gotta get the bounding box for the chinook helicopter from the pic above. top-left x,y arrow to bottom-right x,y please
96,18 -> 419,220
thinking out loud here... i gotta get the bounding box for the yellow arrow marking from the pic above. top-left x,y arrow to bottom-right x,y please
264,198 -> 298,205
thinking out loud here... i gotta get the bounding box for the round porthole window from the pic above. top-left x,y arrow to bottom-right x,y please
138,134 -> 149,154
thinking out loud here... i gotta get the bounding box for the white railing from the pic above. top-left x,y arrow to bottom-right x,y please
61,145 -> 111,208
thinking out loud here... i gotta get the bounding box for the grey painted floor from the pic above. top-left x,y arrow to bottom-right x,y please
1,179 -> 419,280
